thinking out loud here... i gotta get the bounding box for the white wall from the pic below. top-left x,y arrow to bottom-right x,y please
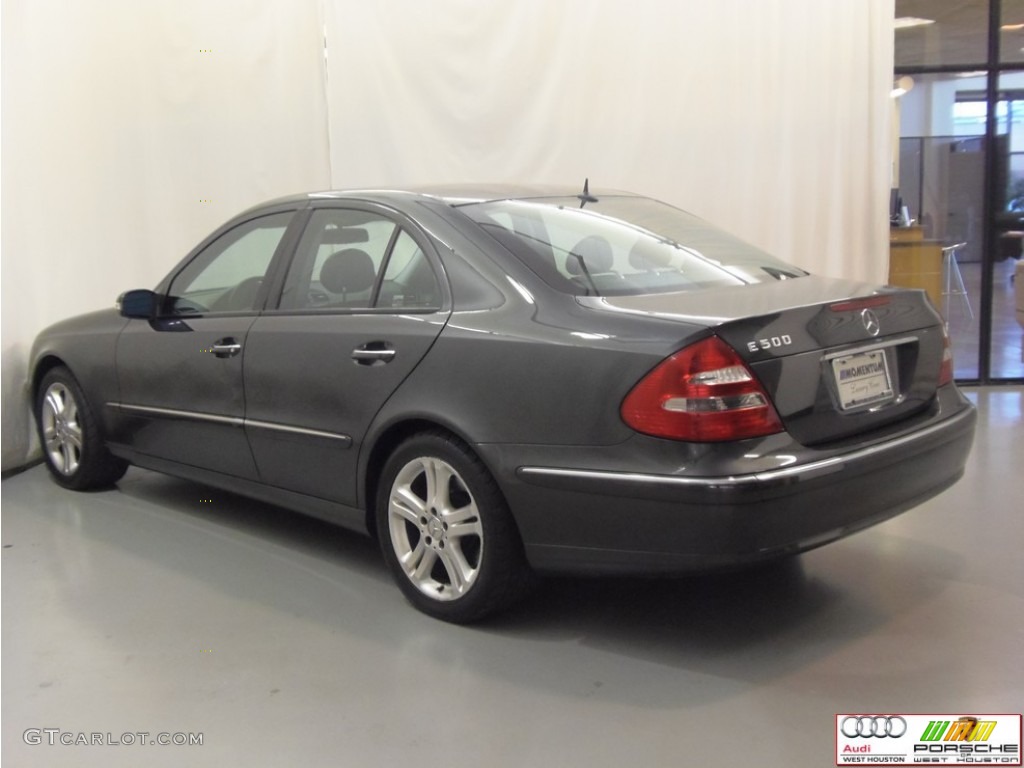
899,84 -> 930,138
1,0 -> 895,471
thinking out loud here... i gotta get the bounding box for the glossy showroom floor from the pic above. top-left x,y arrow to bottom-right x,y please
2,389 -> 1022,768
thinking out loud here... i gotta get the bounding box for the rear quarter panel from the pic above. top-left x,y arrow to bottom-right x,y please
369,294 -> 708,447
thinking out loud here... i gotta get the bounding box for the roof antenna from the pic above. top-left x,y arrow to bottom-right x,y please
577,178 -> 599,208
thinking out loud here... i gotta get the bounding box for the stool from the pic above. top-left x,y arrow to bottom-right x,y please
941,242 -> 973,322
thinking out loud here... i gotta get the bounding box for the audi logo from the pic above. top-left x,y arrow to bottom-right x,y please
841,716 -> 908,738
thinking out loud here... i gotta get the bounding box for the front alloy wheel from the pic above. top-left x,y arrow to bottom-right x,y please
377,431 -> 533,623
36,366 -> 128,490
41,381 -> 83,477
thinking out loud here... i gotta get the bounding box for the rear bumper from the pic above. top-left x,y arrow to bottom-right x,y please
486,390 -> 976,574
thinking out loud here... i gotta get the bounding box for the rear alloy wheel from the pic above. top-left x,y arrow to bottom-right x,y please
377,432 -> 533,623
36,366 -> 127,490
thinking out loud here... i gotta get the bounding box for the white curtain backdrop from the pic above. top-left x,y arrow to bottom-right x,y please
1,0 -> 331,469
325,0 -> 894,281
1,0 -> 894,471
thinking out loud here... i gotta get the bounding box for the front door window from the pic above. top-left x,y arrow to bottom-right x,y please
166,212 -> 293,315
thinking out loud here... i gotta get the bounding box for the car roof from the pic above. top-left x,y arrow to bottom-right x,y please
405,183 -> 639,204
247,184 -> 640,213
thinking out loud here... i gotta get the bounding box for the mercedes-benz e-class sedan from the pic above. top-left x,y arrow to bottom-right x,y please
30,185 -> 976,622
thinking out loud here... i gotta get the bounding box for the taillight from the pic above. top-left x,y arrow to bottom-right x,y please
621,336 -> 784,442
938,328 -> 954,387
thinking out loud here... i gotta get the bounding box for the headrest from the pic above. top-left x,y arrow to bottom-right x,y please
320,227 -> 369,245
566,235 -> 614,274
628,240 -> 671,270
320,249 -> 376,295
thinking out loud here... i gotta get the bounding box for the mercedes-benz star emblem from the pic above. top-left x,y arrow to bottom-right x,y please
861,308 -> 881,337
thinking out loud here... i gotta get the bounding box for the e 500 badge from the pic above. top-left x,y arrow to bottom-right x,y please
747,335 -> 793,353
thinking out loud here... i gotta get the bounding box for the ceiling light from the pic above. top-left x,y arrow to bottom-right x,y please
1001,23 -> 1024,31
895,17 -> 936,30
891,75 -> 915,98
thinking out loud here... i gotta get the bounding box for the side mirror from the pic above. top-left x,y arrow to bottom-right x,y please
117,289 -> 158,319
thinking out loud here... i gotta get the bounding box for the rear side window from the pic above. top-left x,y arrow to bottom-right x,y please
378,230 -> 439,309
459,196 -> 807,296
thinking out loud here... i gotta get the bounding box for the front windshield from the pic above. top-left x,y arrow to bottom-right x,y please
458,196 -> 807,296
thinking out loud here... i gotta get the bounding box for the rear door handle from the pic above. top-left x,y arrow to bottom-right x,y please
352,342 -> 396,365
209,337 -> 242,358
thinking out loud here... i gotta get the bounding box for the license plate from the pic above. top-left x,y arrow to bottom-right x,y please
831,349 -> 894,410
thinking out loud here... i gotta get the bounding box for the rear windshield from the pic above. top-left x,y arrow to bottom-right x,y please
458,196 -> 807,296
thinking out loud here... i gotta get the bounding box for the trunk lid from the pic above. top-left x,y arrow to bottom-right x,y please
583,276 -> 947,445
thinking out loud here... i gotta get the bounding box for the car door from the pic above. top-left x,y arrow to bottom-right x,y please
114,209 -> 301,479
243,203 -> 450,506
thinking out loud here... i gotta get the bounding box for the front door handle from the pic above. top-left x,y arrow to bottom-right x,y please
352,342 -> 396,365
209,337 -> 242,358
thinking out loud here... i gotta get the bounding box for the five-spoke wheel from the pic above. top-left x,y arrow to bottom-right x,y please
377,431 -> 533,623
387,455 -> 484,601
40,380 -> 83,477
35,366 -> 128,489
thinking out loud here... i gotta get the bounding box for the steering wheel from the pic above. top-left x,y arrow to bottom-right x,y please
209,277 -> 263,312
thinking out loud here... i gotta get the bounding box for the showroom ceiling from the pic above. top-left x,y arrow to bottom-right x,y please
895,0 -> 1024,68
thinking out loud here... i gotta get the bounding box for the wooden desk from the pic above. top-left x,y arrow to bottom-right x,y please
889,227 -> 943,312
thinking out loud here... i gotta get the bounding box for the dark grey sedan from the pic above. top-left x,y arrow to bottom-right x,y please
30,185 -> 976,622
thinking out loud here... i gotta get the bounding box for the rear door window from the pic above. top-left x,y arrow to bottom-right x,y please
278,208 -> 440,311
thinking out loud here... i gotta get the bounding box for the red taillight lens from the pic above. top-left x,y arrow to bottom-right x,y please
621,336 -> 784,442
938,328 -> 954,387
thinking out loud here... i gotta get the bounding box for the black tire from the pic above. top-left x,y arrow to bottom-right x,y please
35,366 -> 128,490
375,431 -> 534,623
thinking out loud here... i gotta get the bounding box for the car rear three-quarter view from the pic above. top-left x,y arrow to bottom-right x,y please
29,185 -> 976,623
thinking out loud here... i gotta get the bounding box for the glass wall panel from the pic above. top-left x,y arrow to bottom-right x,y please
896,73 -> 987,379
896,1 -> 1024,382
993,71 -> 1024,377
